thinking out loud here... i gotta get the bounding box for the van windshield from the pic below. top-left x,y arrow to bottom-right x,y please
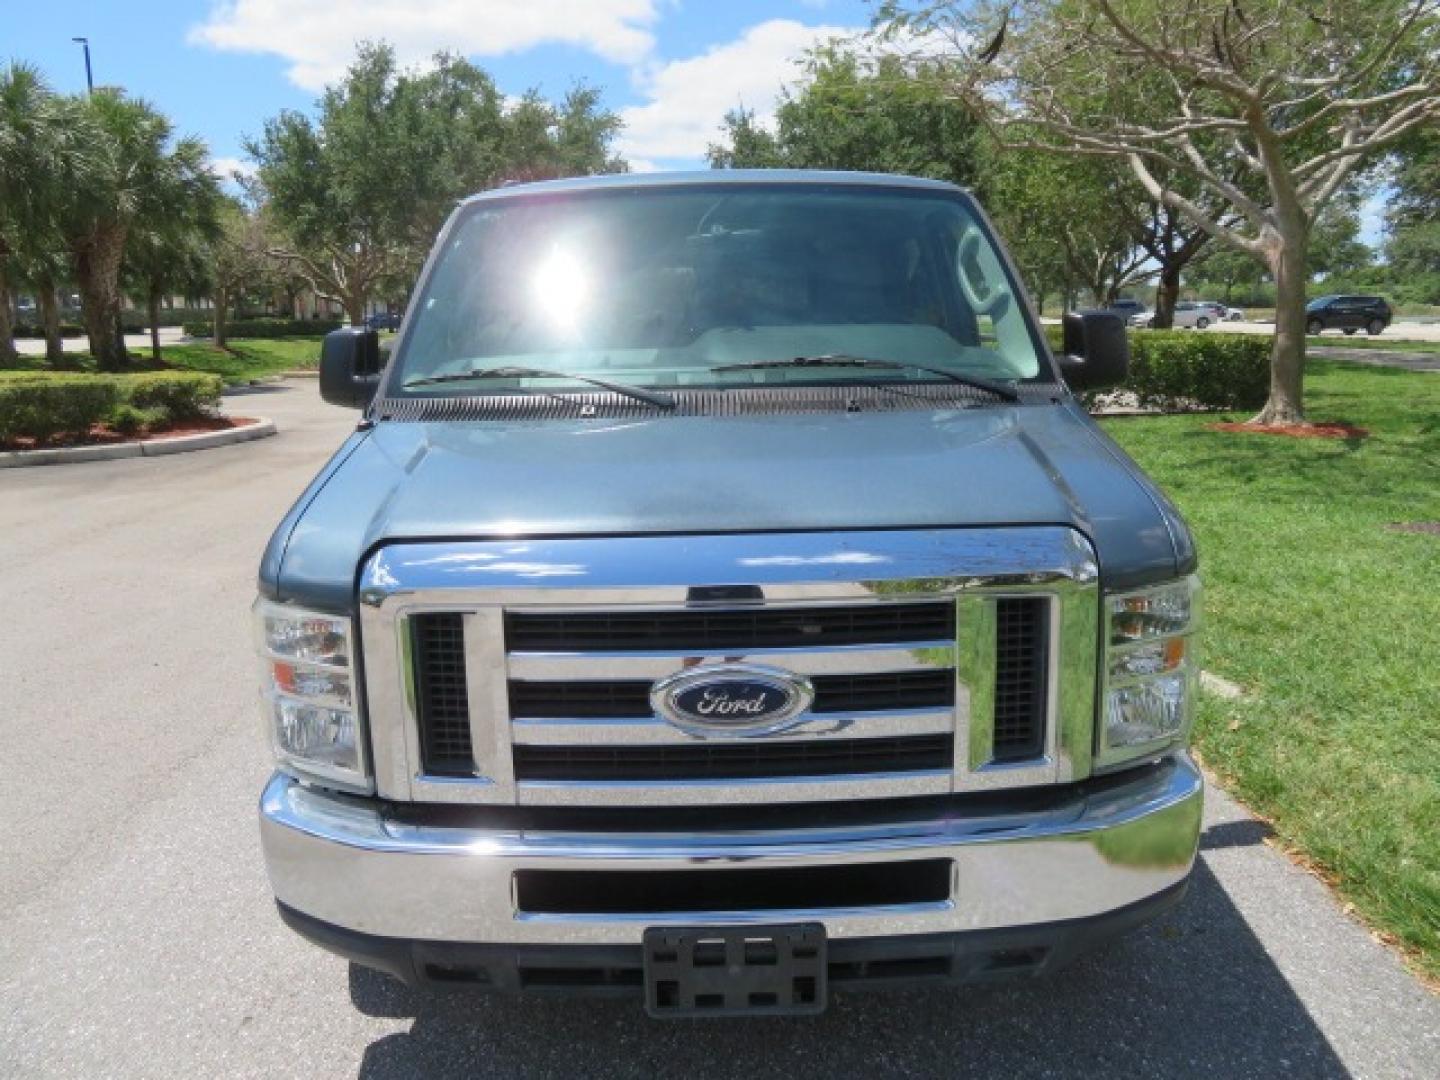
390,184 -> 1048,397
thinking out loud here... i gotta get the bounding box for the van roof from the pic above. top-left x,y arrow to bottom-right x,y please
461,169 -> 967,205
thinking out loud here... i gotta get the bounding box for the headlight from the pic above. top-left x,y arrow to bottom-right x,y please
1098,576 -> 1199,770
253,598 -> 370,792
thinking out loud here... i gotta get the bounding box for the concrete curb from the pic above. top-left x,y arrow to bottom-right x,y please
0,417 -> 276,468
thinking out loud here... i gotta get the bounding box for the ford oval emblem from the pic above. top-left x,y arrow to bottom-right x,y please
650,663 -> 815,737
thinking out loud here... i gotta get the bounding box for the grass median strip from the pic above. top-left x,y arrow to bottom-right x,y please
1101,360 -> 1440,981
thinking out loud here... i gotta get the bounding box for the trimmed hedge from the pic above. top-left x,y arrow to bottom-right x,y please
1123,331 -> 1270,411
0,371 -> 223,443
184,317 -> 342,339
121,371 -> 224,420
1045,325 -> 1270,411
121,307 -> 216,331
12,323 -> 84,339
0,375 -> 120,441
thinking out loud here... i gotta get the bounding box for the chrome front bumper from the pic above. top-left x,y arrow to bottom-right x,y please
260,752 -> 1202,946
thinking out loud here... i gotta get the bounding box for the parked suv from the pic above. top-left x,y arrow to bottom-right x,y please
365,311 -> 402,332
257,172 -> 1202,1017
1306,295 -> 1391,336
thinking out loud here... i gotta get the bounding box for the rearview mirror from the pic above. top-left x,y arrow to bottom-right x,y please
1057,310 -> 1129,391
319,327 -> 383,409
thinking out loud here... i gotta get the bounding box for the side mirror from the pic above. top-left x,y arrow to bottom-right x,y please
1057,310 -> 1129,391
319,327 -> 383,409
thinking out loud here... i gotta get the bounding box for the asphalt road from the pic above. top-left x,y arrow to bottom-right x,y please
1,382 -> 1436,1078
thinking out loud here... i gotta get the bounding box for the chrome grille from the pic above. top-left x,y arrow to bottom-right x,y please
411,613 -> 472,775
508,671 -> 955,719
512,735 -> 955,781
360,528 -> 1101,805
501,599 -> 960,798
994,598 -> 1049,762
504,602 -> 956,651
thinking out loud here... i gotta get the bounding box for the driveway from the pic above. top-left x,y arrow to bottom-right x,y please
0,382 -> 1435,1078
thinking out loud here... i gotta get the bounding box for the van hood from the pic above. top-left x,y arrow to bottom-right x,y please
261,402 -> 1194,610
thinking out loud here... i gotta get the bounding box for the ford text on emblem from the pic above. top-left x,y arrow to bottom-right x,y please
650,663 -> 815,737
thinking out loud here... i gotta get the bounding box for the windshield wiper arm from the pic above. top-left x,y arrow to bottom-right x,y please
401,365 -> 676,409
710,355 -> 1019,402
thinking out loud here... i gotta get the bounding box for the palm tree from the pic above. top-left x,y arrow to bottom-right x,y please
0,63 -> 92,366
63,90 -> 200,370
122,136 -> 223,361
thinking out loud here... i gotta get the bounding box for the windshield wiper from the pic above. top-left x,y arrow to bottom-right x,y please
401,365 -> 675,409
710,355 -> 1020,402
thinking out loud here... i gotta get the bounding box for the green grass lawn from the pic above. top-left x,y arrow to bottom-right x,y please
2,336 -> 337,382
1101,360 -> 1440,980
1307,336 -> 1440,354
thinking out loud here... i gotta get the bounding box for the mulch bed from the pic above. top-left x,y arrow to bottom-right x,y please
1,416 -> 259,453
1206,420 -> 1370,440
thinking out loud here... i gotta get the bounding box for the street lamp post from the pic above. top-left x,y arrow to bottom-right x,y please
71,37 -> 93,94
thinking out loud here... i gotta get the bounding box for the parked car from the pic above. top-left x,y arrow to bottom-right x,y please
1305,295 -> 1391,336
1108,298 -> 1147,320
260,171 -> 1202,1017
1131,301 -> 1212,329
1196,300 -> 1243,322
365,311 -> 402,331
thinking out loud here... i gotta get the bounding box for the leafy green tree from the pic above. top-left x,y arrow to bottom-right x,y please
880,0 -> 1440,423
1310,200 -> 1373,280
1386,127 -> 1440,303
122,137 -> 223,360
707,109 -> 786,169
0,63 -> 95,366
982,145 -> 1150,311
247,44 -> 624,324
709,46 -> 983,185
499,86 -> 626,183
1189,246 -> 1268,305
206,202 -> 274,350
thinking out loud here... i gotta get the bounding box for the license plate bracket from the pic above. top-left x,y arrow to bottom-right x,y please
643,923 -> 827,1018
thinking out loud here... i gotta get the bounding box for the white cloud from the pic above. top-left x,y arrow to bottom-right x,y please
209,156 -> 256,181
617,18 -> 859,164
189,0 -> 660,91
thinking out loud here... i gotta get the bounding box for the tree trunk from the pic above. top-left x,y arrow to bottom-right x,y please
1252,228 -> 1309,426
148,290 -> 163,363
1152,264 -> 1180,330
345,292 -> 366,326
0,272 -> 16,366
75,226 -> 129,371
38,282 -> 64,367
214,285 -> 229,350
114,308 -> 128,366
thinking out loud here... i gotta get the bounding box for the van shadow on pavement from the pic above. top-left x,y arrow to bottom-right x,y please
348,836 -> 1348,1079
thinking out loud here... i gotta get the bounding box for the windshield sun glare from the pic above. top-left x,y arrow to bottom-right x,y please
392,185 -> 1046,397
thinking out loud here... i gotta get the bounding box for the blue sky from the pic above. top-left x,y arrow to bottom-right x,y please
9,1 -> 876,174
10,1 -> 1385,244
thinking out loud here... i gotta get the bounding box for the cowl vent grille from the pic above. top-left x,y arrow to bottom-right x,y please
377,382 -> 1058,423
